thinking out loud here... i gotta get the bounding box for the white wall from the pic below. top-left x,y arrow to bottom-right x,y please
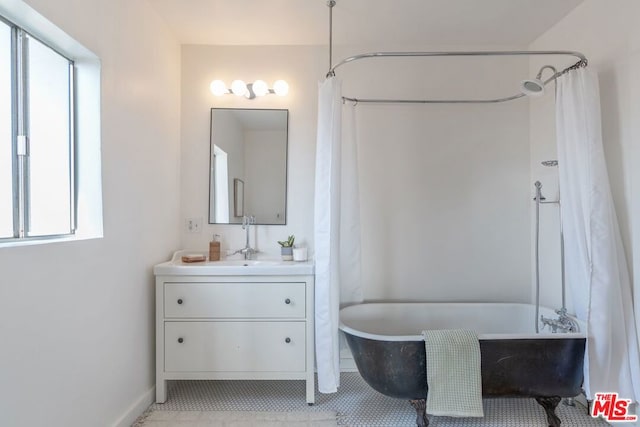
0,1 -> 181,426
338,49 -> 531,301
181,43 -> 533,303
528,0 -> 640,323
181,45 -> 323,255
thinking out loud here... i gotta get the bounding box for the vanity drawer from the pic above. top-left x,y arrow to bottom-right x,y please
165,321 -> 306,372
164,282 -> 305,319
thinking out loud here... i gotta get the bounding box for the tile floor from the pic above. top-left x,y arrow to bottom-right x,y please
146,372 -> 608,426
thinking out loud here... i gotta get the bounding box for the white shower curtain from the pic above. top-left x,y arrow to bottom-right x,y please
314,76 -> 363,393
556,67 -> 640,401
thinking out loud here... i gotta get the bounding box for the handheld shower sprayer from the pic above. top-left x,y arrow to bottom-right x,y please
533,181 -> 546,201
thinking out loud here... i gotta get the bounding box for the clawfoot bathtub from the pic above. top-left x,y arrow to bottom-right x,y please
339,303 -> 585,427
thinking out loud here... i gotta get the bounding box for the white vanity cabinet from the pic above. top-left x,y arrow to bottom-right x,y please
154,257 -> 315,405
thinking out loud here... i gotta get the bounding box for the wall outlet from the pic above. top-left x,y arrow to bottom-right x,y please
185,217 -> 202,233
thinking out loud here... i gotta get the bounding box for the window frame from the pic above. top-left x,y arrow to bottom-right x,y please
1,13 -> 76,243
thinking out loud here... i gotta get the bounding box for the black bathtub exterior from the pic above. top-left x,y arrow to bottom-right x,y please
343,334 -> 585,399
343,333 -> 585,426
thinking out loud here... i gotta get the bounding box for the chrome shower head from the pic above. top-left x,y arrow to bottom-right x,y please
520,65 -> 558,97
520,78 -> 545,96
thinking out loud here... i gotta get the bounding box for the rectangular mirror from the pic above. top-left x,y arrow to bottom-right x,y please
209,108 -> 288,225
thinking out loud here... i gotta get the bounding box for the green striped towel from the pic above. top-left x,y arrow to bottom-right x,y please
423,329 -> 484,417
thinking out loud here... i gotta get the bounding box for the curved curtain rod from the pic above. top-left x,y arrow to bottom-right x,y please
329,50 -> 588,104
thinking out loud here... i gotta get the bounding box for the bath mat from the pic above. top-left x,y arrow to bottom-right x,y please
423,329 -> 483,417
133,409 -> 338,426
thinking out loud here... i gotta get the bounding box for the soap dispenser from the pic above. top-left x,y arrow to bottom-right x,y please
209,234 -> 221,261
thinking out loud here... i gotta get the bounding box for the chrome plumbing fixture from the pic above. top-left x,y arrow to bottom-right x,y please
234,215 -> 257,260
534,161 -> 576,334
520,65 -> 558,97
533,180 -> 546,201
533,181 -> 544,333
541,307 -> 580,333
540,160 -> 566,315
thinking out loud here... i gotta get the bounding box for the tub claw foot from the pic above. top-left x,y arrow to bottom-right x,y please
535,396 -> 562,427
409,399 -> 429,427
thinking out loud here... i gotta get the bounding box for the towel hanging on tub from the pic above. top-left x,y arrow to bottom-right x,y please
422,329 -> 484,418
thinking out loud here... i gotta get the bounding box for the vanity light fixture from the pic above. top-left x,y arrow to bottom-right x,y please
210,79 -> 289,99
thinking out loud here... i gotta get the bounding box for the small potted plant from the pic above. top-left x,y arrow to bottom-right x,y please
278,235 -> 295,261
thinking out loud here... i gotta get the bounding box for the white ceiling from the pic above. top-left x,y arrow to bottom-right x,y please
148,0 -> 584,46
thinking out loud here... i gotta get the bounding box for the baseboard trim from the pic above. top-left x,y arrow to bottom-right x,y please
112,385 -> 155,427
340,357 -> 358,372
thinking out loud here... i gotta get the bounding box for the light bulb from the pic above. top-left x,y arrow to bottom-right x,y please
252,80 -> 269,97
209,80 -> 227,96
231,80 -> 247,96
273,80 -> 289,96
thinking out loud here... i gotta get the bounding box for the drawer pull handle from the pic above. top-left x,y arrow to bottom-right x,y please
177,299 -> 183,305
285,337 -> 291,344
285,298 -> 291,304
178,338 -> 184,344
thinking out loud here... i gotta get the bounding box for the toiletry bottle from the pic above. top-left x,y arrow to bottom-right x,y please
209,234 -> 221,261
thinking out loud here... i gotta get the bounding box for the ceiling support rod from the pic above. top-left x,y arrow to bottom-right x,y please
327,1 -> 336,77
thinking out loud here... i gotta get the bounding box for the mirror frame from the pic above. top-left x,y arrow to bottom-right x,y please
208,108 -> 289,225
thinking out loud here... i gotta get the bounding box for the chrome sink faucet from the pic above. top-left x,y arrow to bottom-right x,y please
234,215 -> 257,260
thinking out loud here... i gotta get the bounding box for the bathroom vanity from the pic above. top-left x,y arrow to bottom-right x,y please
154,252 -> 315,404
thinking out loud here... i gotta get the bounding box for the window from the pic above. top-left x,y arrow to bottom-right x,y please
0,16 -> 75,241
0,19 -> 12,237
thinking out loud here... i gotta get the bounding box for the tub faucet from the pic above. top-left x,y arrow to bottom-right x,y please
541,308 -> 579,333
234,215 -> 257,260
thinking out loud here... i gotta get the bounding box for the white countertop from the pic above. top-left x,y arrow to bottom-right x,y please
154,250 -> 315,276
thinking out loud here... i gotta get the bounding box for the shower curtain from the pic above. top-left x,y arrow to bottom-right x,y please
314,76 -> 363,393
556,67 -> 640,401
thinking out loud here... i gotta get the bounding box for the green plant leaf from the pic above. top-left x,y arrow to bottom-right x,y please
277,235 -> 296,247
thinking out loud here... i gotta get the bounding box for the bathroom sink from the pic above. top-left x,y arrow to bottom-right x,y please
153,251 -> 314,276
212,260 -> 283,267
